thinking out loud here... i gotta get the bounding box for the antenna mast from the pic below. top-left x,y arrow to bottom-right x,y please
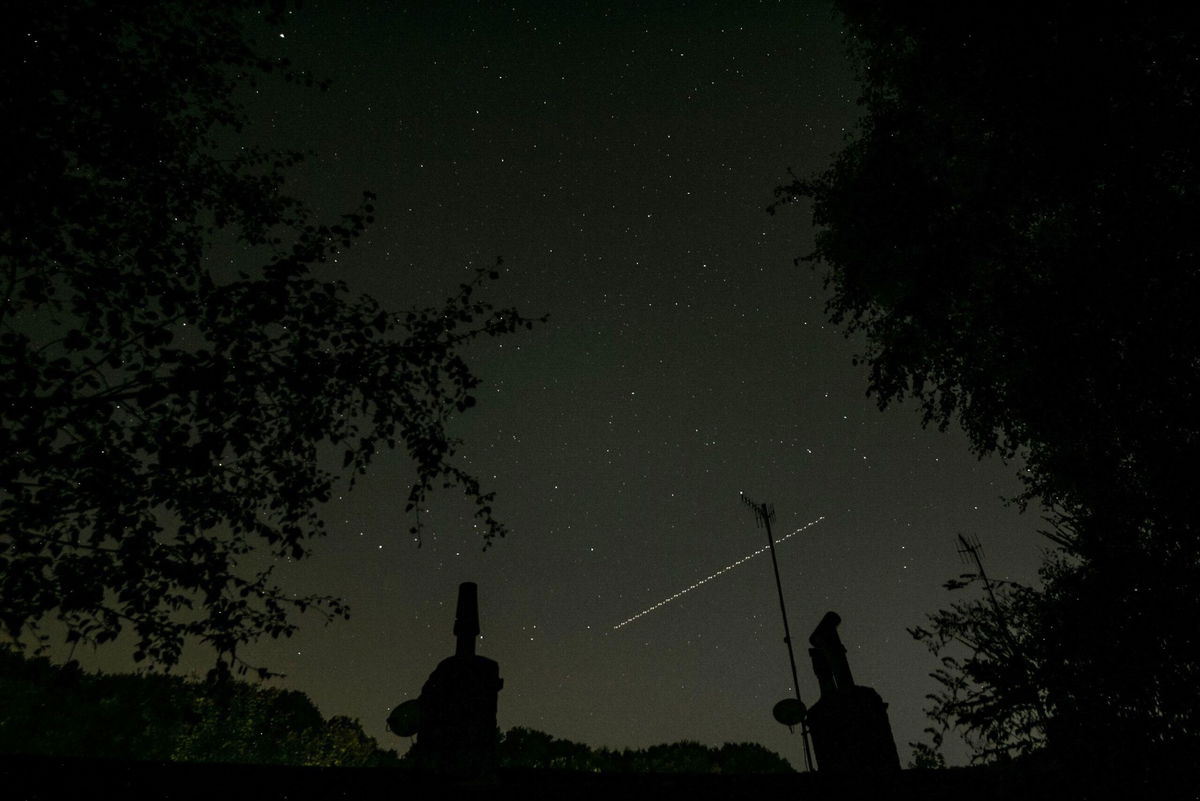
742,494 -> 814,772
955,533 -> 1049,736
956,533 -> 1005,624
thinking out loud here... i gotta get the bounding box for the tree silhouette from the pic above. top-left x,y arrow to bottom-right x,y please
1,2 -> 540,674
496,727 -> 595,772
0,645 -> 398,765
775,3 -> 1200,764
908,573 -> 1048,763
492,727 -> 794,774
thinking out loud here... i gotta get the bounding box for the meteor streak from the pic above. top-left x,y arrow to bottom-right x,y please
611,516 -> 825,630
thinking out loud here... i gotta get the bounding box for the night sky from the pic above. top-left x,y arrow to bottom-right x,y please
70,1 -> 1049,767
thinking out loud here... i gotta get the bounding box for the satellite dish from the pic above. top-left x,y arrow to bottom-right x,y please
772,698 -> 807,727
386,699 -> 420,737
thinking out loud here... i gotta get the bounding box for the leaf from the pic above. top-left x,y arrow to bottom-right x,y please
63,329 -> 91,351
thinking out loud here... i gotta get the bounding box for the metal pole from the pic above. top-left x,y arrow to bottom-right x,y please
758,501 -> 814,772
957,534 -> 1049,732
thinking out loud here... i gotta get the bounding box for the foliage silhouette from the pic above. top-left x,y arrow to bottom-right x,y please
908,571 -> 1048,763
0,645 -> 398,766
1,2 -> 540,673
774,3 -> 1200,764
495,727 -> 596,772
490,726 -> 793,774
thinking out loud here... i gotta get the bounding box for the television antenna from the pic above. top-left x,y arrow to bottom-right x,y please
955,532 -> 1049,731
957,533 -> 1005,621
742,493 -> 814,772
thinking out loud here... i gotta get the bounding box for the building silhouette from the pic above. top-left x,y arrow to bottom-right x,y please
401,582 -> 503,777
806,611 -> 900,773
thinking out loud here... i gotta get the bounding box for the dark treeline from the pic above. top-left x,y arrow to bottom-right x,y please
0,646 -> 397,766
1,648 -> 791,774
493,726 -> 794,774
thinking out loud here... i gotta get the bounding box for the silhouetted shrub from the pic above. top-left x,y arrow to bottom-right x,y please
0,646 -> 398,766
494,725 -> 793,773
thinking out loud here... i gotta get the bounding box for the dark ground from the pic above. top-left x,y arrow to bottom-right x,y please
2,753 -> 1191,801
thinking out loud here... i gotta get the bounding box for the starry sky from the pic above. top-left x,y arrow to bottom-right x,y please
74,1 -> 1049,768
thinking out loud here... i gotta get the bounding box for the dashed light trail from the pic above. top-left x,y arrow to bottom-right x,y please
611,516 -> 825,630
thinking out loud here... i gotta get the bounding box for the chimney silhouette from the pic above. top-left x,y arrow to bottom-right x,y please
454,582 -> 480,657
805,611 -> 899,774
404,581 -> 503,778
810,611 -> 856,692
